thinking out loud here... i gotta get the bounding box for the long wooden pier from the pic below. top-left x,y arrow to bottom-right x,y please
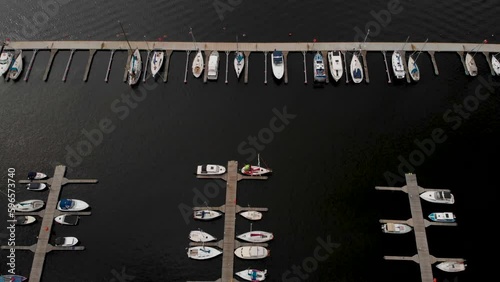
1,165 -> 97,282
375,173 -> 464,282
192,161 -> 268,282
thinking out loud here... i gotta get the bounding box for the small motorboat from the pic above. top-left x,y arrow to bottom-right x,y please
237,231 -> 274,243
381,223 -> 412,234
313,51 -> 326,84
9,50 -> 23,80
239,211 -> 262,221
465,53 -> 478,76
189,229 -> 217,242
14,216 -> 36,226
428,212 -> 456,223
150,50 -> 164,78
54,236 -> 78,247
271,50 -> 284,80
350,52 -> 363,83
436,261 -> 466,272
234,246 -> 270,259
0,51 -> 14,76
27,171 -> 47,180
419,190 -> 454,204
13,199 -> 44,212
0,274 -> 28,282
328,51 -> 343,82
192,50 -> 204,78
207,50 -> 220,81
391,50 -> 406,79
492,54 -> 500,75
128,48 -> 142,86
187,246 -> 222,260
235,268 -> 268,282
54,214 -> 80,225
234,51 -> 245,78
196,164 -> 226,175
26,183 -> 47,191
193,210 -> 222,220
57,199 -> 89,212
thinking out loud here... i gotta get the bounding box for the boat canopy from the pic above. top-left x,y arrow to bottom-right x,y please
15,216 -> 27,224
437,191 -> 452,200
55,237 -> 66,246
59,199 -> 74,209
273,51 -> 283,64
28,183 -> 42,189
27,171 -> 37,179
353,69 -> 362,78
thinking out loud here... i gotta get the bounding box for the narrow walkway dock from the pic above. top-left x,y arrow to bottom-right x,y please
1,165 -> 97,282
375,173 -> 464,282
192,160 -> 268,282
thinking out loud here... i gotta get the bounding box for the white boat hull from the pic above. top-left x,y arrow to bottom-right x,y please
193,210 -> 222,220
428,212 -> 456,222
192,51 -> 204,78
313,52 -> 326,83
128,49 -> 142,85
55,236 -> 78,246
408,55 -> 420,81
392,51 -> 405,79
381,223 -> 412,234
240,166 -> 271,176
15,216 -> 36,225
207,51 -> 220,80
419,191 -> 454,204
436,261 -> 466,272
328,51 -> 343,82
57,199 -> 89,212
0,52 -> 13,76
271,51 -> 284,80
9,51 -> 23,80
237,231 -> 274,243
54,215 -> 80,225
350,54 -> 363,83
492,55 -> 500,75
26,183 -> 47,191
150,51 -> 164,77
234,51 -> 245,78
239,211 -> 262,220
14,200 -> 45,212
235,269 -> 267,281
197,164 -> 226,175
28,172 -> 47,180
189,230 -> 216,242
234,246 -> 270,259
187,246 -> 222,260
465,53 -> 478,76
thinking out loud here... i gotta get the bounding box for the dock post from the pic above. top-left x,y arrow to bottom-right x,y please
104,50 -> 115,82
284,51 -> 289,84
457,51 -> 469,76
62,49 -> 75,82
302,51 -> 307,84
24,49 -> 38,82
382,51 -> 392,84
225,51 -> 229,84
341,51 -> 349,84
483,52 -> 496,76
203,51 -> 210,83
43,49 -> 58,81
361,50 -> 369,83
428,51 -> 439,75
142,50 -> 150,82
123,49 -> 133,82
321,51 -> 329,84
264,51 -> 268,85
244,51 -> 251,84
184,50 -> 191,84
162,50 -> 172,82
83,49 -> 96,82
401,51 -> 411,83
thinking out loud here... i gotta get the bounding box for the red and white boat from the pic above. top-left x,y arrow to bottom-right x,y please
237,231 -> 274,243
241,154 -> 272,176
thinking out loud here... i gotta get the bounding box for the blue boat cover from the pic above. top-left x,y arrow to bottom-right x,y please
59,199 -> 73,209
27,171 -> 36,179
353,69 -> 362,79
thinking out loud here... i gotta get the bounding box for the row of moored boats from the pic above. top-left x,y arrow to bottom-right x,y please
0,51 -> 23,80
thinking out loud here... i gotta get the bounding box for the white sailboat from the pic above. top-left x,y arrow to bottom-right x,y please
239,210 -> 262,221
350,51 -> 363,83
235,269 -> 268,281
9,50 -> 23,80
234,36 -> 245,78
128,49 -> 142,85
492,54 -> 500,75
234,246 -> 270,259
241,154 -> 272,176
187,246 -> 222,260
236,224 -> 274,243
328,51 -> 343,82
189,229 -> 217,242
150,51 -> 164,78
207,50 -> 220,80
465,53 -> 478,76
407,39 -> 427,82
436,261 -> 466,272
189,27 -> 204,78
193,209 -> 222,220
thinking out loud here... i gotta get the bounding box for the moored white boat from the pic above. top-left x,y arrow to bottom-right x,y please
240,154 -> 272,176
193,210 -> 222,220
55,236 -> 78,247
313,52 -> 326,83
271,50 -> 284,80
350,52 -> 363,83
28,171 -> 47,180
207,51 -> 220,80
9,51 -> 23,80
192,50 -> 204,78
234,51 -> 245,78
0,51 -> 13,76
189,230 -> 217,242
465,53 -> 478,76
237,231 -> 274,243
187,246 -> 222,260
392,51 -> 405,79
26,182 -> 47,191
13,199 -> 44,212
419,190 -> 454,204
436,261 -> 466,272
150,51 -> 164,78
492,54 -> 500,75
57,199 -> 89,212
235,269 -> 268,281
54,214 -> 80,225
408,55 -> 420,81
381,223 -> 412,234
239,211 -> 262,221
234,246 -> 270,259
14,216 -> 36,226
428,212 -> 456,223
128,48 -> 142,86
328,51 -> 343,82
197,164 -> 226,175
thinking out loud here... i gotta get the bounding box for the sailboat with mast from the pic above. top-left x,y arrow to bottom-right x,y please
492,53 -> 500,76
408,38 -> 428,82
119,21 -> 141,86
190,27 -> 204,78
234,35 -> 245,78
392,36 -> 408,80
351,30 -> 368,84
464,40 -> 486,77
241,154 -> 272,176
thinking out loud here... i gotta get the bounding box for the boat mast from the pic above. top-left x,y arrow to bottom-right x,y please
189,27 -> 198,51
472,39 -> 488,58
118,21 -> 133,52
413,38 -> 428,62
257,153 -> 260,167
236,35 -> 239,52
400,36 -> 410,52
360,29 -> 370,54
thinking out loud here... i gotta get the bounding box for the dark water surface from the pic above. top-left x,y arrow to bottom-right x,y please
1,0 -> 499,281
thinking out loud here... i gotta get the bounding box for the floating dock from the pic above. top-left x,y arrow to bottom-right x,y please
3,40 -> 499,84
375,173 -> 465,282
1,165 -> 98,282
192,160 -> 268,282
